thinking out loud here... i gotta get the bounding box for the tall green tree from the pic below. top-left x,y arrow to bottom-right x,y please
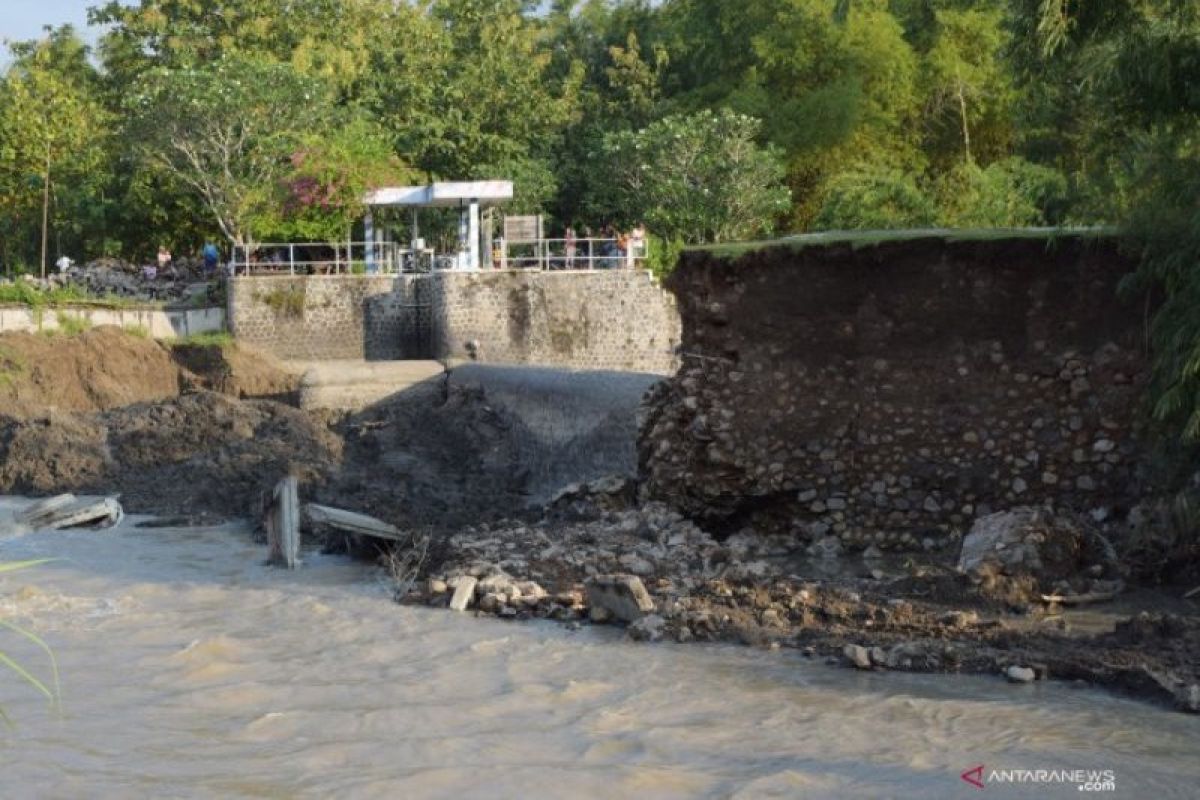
126,57 -> 334,247
0,29 -> 110,276
598,109 -> 791,244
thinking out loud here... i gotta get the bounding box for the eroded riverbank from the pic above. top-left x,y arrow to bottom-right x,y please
2,508 -> 1199,799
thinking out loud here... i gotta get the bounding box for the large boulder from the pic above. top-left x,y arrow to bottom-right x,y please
957,507 -> 1086,585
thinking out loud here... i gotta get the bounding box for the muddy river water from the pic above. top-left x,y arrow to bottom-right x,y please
1,504 -> 1198,799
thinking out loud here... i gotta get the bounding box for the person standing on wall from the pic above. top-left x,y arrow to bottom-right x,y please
202,242 -> 219,278
564,225 -> 577,269
630,223 -> 647,265
156,246 -> 172,278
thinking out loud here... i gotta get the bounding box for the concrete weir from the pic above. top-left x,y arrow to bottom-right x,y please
297,359 -> 446,411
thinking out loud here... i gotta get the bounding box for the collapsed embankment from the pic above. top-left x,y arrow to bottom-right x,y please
639,233 -> 1149,549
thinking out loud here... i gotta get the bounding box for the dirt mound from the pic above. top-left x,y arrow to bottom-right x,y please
0,327 -> 181,418
0,327 -> 301,420
0,392 -> 342,518
172,342 -> 299,402
318,378 -> 535,527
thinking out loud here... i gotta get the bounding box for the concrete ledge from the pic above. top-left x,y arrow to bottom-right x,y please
0,304 -> 225,338
297,359 -> 446,411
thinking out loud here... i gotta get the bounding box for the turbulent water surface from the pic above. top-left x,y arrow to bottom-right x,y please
1,501 -> 1198,799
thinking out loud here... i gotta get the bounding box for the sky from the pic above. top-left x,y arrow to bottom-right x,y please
1,0 -> 102,65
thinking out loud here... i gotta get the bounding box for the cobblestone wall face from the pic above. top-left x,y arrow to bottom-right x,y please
228,275 -> 428,361
230,271 -> 679,372
639,236 -> 1151,551
429,270 -> 680,375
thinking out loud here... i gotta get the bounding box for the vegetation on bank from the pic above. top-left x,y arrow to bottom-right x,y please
692,226 -> 1115,259
0,559 -> 61,726
0,283 -> 152,310
168,331 -> 235,350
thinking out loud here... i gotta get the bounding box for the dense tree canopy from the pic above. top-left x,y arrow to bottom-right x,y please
3,0 -> 1104,264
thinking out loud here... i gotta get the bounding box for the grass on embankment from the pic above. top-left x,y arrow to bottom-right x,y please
168,331 -> 234,350
0,282 -> 155,310
692,226 -> 1117,260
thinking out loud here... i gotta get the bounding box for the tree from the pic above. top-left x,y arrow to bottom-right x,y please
0,31 -> 109,276
261,116 -> 413,243
933,157 -> 1067,227
597,109 -> 791,244
126,57 -> 334,248
920,7 -> 1015,169
814,167 -> 936,230
362,0 -> 582,212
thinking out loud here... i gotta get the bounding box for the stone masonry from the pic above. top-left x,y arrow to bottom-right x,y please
228,275 -> 428,361
430,270 -> 679,375
638,234 -> 1150,551
228,270 -> 679,373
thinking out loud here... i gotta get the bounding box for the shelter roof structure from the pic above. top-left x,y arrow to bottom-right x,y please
364,181 -> 513,209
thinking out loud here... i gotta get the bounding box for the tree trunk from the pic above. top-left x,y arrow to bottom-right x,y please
40,144 -> 51,279
955,71 -> 973,165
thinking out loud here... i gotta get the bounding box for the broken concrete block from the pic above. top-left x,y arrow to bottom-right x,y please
449,576 -> 478,612
584,574 -> 655,623
306,504 -> 403,542
19,495 -> 123,530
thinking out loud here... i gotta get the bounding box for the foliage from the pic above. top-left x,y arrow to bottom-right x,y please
170,330 -> 235,349
260,116 -> 412,243
0,282 -> 142,310
126,56 -> 334,246
644,234 -> 686,281
0,559 -> 61,726
814,167 -> 937,230
597,110 -> 791,244
934,157 -> 1068,228
52,312 -> 94,337
0,28 -> 111,276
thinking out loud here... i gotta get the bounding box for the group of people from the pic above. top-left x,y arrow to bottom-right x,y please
561,223 -> 647,269
137,243 -> 223,281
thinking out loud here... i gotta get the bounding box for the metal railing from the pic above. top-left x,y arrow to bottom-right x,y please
500,238 -> 648,271
231,238 -> 648,275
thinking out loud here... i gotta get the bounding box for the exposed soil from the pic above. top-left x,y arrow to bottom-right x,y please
0,326 -> 299,420
0,392 -> 340,520
172,341 -> 299,402
0,328 -> 182,419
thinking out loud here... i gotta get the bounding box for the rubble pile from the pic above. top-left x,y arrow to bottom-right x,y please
394,479 -> 1198,711
2,256 -> 214,304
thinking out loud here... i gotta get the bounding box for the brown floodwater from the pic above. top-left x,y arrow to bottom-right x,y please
1,500 -> 1198,799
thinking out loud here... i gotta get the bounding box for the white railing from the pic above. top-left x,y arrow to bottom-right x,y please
231,238 -> 648,275
500,238 -> 648,270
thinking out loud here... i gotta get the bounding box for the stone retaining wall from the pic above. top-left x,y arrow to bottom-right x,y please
638,234 -> 1150,551
227,275 -> 428,361
430,270 -> 679,374
228,270 -> 679,373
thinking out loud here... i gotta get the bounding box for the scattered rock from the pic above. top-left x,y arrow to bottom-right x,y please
628,614 -> 667,642
844,644 -> 873,670
1005,665 -> 1036,684
585,575 -> 655,623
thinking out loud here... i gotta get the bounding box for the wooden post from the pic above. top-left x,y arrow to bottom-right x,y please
266,476 -> 300,569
